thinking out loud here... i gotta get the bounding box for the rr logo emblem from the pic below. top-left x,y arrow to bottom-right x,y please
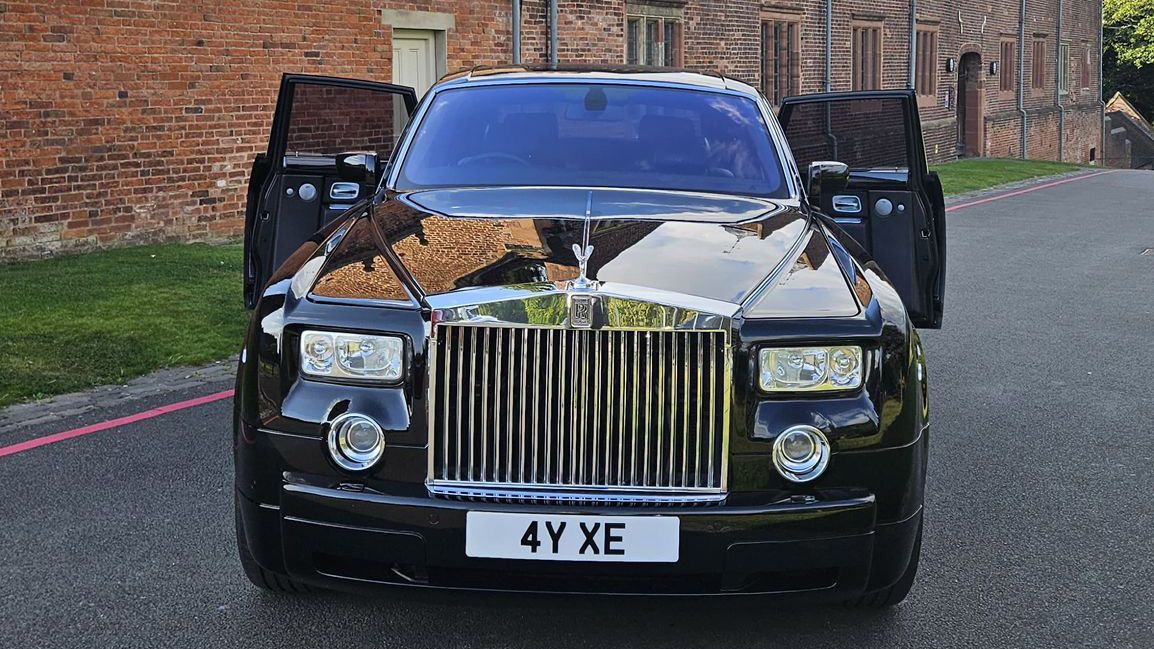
569,294 -> 593,329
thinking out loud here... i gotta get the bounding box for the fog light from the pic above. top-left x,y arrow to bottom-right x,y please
772,425 -> 830,483
327,413 -> 384,471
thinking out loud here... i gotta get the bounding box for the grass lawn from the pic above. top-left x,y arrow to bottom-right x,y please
931,158 -> 1087,196
0,243 -> 248,408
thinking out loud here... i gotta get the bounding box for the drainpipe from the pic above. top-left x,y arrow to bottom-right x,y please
1055,0 -> 1064,161
512,0 -> 521,64
1098,0 -> 1105,165
549,0 -> 558,66
908,0 -> 917,90
1018,0 -> 1028,158
824,0 -> 832,91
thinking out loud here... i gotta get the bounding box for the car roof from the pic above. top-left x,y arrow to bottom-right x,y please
434,64 -> 760,96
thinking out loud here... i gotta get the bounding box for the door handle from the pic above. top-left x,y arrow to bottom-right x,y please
831,195 -> 862,214
330,182 -> 360,200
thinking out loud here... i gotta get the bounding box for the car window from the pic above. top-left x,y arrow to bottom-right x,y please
782,97 -> 911,171
284,83 -> 408,157
396,84 -> 788,198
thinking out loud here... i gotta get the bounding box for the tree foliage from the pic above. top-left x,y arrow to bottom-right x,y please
1105,0 -> 1154,118
1105,0 -> 1154,67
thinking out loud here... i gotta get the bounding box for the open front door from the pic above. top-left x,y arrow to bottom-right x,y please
779,90 -> 946,329
243,74 -> 417,308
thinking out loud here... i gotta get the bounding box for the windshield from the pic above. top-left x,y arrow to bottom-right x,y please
396,83 -> 789,198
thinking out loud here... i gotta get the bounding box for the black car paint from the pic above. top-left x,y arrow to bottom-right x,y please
234,69 -> 930,597
235,200 -> 926,596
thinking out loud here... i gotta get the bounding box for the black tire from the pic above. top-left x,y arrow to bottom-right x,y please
845,520 -> 922,608
235,498 -> 316,594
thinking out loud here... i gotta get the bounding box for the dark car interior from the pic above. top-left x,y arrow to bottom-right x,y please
396,84 -> 789,199
779,92 -> 946,329
244,76 -> 417,307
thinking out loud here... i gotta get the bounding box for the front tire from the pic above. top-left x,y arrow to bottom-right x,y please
235,498 -> 316,594
846,520 -> 922,608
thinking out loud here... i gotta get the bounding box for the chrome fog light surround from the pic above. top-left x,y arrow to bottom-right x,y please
772,425 -> 830,483
326,413 -> 385,471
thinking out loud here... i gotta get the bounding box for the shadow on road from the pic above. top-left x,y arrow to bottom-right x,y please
236,584 -> 910,647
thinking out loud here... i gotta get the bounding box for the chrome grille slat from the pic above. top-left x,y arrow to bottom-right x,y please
606,333 -> 615,483
616,330 -> 626,486
569,331 -> 579,485
519,329 -> 528,484
544,331 -> 553,483
480,328 -> 490,481
708,336 -> 717,487
692,339 -> 701,485
644,333 -> 653,485
678,332 -> 687,485
430,324 -> 728,501
630,331 -> 640,486
656,332 -> 665,486
668,332 -> 677,486
592,332 -> 601,484
580,330 -> 590,484
505,329 -> 514,483
468,328 -> 476,480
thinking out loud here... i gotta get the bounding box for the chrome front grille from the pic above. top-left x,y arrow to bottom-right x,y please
428,324 -> 730,501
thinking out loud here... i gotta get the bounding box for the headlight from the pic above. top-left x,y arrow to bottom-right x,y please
300,330 -> 404,382
758,345 -> 862,392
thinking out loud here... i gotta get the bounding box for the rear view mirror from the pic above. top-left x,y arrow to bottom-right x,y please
806,161 -> 850,209
336,151 -> 379,187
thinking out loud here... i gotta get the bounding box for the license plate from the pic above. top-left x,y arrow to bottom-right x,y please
465,511 -> 680,562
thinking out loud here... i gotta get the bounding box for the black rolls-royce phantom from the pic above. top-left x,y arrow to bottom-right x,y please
234,66 -> 945,604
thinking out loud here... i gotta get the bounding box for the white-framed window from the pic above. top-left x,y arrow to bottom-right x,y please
625,5 -> 682,67
1059,41 -> 1070,94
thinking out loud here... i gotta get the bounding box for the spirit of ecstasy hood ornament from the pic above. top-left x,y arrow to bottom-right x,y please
569,191 -> 597,291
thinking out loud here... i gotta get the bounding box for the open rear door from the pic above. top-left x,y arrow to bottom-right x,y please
243,74 -> 417,308
778,90 -> 945,329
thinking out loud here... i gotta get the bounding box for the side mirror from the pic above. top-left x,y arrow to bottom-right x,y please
335,151 -> 379,187
806,161 -> 850,209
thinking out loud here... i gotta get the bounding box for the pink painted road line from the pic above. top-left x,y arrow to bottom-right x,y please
0,389 -> 234,458
946,170 -> 1117,212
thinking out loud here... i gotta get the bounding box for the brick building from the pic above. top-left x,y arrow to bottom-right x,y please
1104,92 -> 1154,169
0,1 -> 1103,260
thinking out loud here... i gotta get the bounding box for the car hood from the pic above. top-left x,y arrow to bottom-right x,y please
308,187 -> 860,315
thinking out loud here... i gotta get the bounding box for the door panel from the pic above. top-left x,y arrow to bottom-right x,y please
392,30 -> 438,97
243,74 -> 417,308
779,90 -> 945,329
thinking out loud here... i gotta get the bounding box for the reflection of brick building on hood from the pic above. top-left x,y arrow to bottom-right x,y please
313,198 -> 662,300
387,212 -> 661,293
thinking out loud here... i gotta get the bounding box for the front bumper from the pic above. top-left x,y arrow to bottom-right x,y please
237,479 -> 921,597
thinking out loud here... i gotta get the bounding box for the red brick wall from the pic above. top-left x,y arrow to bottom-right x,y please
0,0 -> 1103,260
0,0 -> 510,260
683,0 -> 761,79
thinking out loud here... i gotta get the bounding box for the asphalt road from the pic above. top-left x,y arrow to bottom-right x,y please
2,170 -> 1152,649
